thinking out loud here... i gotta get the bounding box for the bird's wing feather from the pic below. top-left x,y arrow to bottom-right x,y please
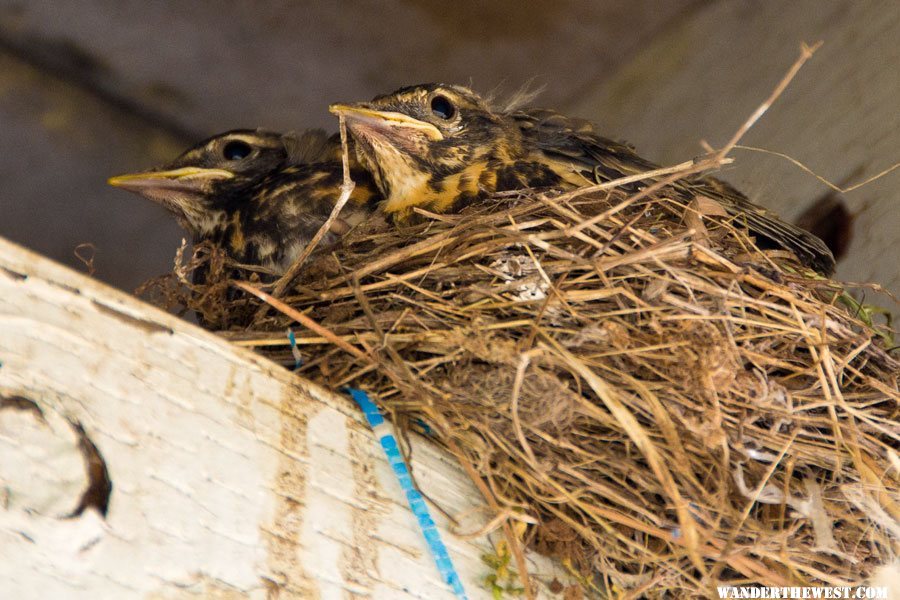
282,129 -> 341,164
513,109 -> 835,274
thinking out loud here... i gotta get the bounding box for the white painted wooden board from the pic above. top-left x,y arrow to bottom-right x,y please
567,0 -> 900,299
0,237 -> 567,599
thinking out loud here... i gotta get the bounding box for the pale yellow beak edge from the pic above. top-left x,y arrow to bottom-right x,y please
108,167 -> 234,188
329,103 -> 443,141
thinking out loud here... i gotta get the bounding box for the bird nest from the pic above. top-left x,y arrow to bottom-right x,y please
142,181 -> 899,598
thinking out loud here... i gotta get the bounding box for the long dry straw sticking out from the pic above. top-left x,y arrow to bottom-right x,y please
270,115 -> 357,299
733,145 -> 900,194
714,41 -> 822,162
555,41 -> 822,243
234,280 -> 370,362
551,157 -> 732,201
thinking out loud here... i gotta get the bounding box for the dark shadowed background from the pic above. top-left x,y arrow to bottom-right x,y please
1,1 -> 897,297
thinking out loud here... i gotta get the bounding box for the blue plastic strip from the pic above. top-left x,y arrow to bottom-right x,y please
286,328 -> 303,370
347,387 -> 468,600
415,418 -> 433,436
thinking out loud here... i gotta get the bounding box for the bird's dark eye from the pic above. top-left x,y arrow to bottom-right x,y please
223,140 -> 253,160
430,94 -> 456,120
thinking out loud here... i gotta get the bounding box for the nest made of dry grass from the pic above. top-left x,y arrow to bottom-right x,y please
142,180 -> 899,598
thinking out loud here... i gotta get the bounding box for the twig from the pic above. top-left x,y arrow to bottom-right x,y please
510,350 -> 541,469
715,41 -> 822,162
734,145 -> 900,194
270,116 -> 357,298
554,158 -> 730,200
234,280 -> 370,361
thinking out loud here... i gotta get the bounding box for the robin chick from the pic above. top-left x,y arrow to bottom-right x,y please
331,84 -> 834,275
108,129 -> 379,275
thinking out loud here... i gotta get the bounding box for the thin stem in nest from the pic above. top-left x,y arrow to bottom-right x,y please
234,280 -> 370,362
270,116 -> 357,299
714,41 -> 822,163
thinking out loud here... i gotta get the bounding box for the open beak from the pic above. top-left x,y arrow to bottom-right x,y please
107,167 -> 234,196
329,103 -> 444,142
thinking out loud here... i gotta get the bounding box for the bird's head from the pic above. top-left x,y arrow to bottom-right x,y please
330,84 -> 523,211
108,129 -> 330,235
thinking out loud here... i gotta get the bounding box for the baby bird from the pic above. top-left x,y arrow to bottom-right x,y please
331,84 -> 834,275
109,129 -> 380,275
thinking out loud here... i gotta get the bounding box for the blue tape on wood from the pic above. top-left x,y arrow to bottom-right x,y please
347,387 -> 468,600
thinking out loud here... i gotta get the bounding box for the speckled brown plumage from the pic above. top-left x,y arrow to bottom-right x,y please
334,84 -> 835,275
109,129 -> 380,275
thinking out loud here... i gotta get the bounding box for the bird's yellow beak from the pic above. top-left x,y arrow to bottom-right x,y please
329,103 -> 444,142
107,167 -> 234,193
